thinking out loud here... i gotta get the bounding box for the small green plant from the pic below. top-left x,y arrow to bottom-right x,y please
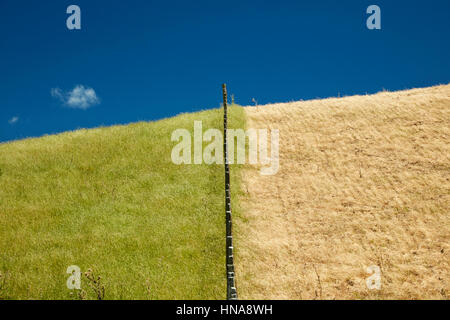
84,268 -> 105,300
67,268 -> 105,300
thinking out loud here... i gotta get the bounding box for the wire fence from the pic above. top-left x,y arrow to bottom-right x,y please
222,84 -> 238,300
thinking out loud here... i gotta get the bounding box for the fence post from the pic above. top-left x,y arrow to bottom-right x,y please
222,84 -> 238,300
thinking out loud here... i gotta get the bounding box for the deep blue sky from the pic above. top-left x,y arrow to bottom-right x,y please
1,0 -> 449,142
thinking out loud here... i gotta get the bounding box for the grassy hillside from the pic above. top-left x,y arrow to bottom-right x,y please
237,84 -> 450,299
0,106 -> 245,300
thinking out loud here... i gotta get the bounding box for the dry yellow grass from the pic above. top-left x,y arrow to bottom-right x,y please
236,84 -> 450,300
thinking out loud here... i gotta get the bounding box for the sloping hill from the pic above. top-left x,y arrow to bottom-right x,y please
0,107 -> 245,299
236,84 -> 450,299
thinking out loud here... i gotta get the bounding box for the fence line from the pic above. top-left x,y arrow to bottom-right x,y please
222,84 -> 238,300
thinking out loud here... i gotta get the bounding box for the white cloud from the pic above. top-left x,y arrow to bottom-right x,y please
51,88 -> 64,100
8,116 -> 19,125
51,85 -> 100,110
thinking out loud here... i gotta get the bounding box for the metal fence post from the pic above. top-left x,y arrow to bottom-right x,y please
222,84 -> 238,300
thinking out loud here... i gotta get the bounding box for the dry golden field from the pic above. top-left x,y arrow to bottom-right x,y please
236,84 -> 450,299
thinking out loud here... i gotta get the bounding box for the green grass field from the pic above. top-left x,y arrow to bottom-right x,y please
0,106 -> 245,299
